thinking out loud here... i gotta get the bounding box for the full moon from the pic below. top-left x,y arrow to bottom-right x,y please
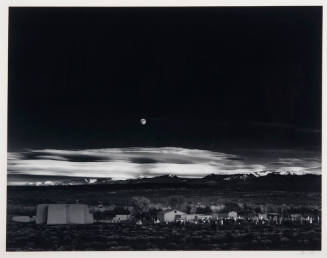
140,118 -> 147,125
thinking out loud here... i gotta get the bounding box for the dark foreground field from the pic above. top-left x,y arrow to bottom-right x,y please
7,221 -> 321,251
6,181 -> 321,251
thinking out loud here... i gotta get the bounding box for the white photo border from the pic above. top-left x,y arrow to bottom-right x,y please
0,1 -> 325,257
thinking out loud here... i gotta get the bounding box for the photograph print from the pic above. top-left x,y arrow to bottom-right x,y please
7,6 -> 322,251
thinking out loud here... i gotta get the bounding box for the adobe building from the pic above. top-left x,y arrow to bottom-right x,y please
36,204 -> 94,225
158,210 -> 186,222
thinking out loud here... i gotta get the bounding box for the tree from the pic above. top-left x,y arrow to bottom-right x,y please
196,206 -> 212,214
113,206 -> 130,215
223,202 -> 240,212
168,195 -> 186,210
131,196 -> 150,214
185,205 -> 192,214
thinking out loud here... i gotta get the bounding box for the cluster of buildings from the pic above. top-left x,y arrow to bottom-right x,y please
156,209 -> 319,225
11,203 -> 320,226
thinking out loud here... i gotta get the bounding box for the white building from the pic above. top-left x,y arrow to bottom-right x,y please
111,214 -> 131,223
228,211 -> 238,219
12,216 -> 35,223
181,214 -> 198,222
159,210 -> 186,222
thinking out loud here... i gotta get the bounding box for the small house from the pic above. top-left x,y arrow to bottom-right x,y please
181,214 -> 198,222
12,216 -> 35,223
111,214 -> 131,223
228,211 -> 238,219
158,210 -> 186,222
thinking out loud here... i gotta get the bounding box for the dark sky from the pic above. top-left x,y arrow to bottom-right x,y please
8,7 -> 322,151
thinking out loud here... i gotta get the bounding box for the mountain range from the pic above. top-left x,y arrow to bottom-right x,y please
7,172 -> 321,192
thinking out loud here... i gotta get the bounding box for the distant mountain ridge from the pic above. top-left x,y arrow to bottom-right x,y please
8,172 -> 321,192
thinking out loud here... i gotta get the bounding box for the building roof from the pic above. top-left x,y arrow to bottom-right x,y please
163,209 -> 186,214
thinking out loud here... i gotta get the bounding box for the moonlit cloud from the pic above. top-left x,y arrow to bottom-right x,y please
7,147 -> 321,184
37,155 -> 69,161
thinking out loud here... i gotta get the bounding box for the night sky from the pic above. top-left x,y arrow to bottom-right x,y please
8,7 -> 322,152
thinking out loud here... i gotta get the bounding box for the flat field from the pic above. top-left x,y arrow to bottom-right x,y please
6,185 -> 321,251
7,221 -> 321,251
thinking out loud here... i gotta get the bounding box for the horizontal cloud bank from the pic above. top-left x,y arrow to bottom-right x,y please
8,147 -> 321,184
